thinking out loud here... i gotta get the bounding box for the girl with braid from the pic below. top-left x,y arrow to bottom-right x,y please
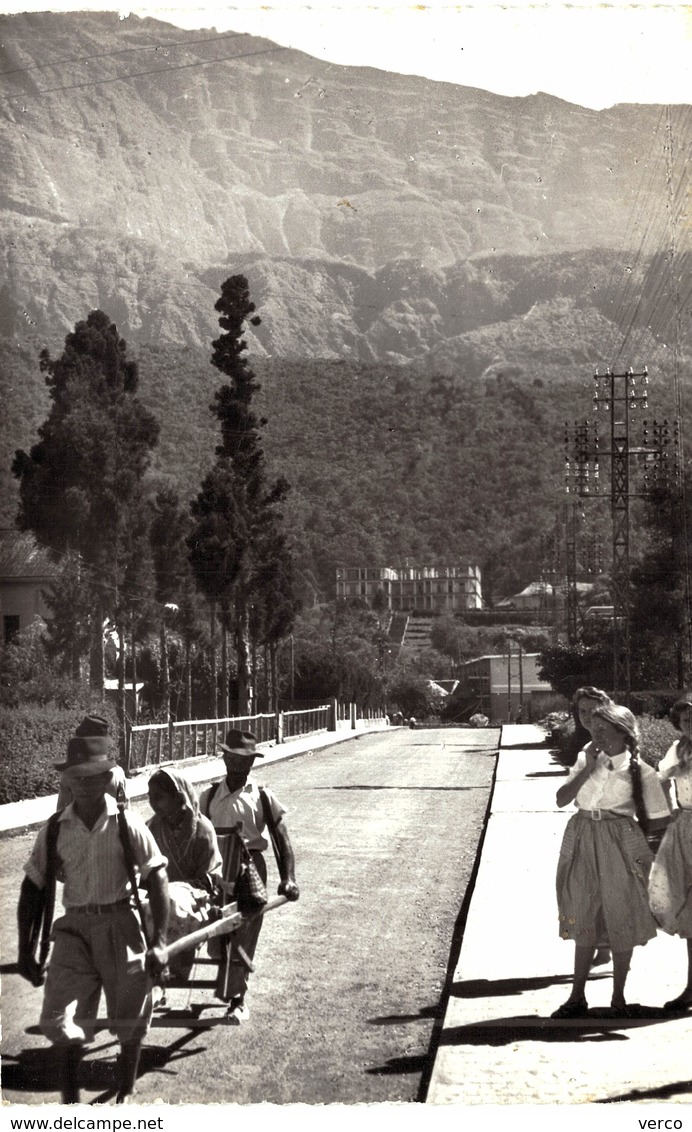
552,703 -> 670,1018
649,695 -> 692,1011
570,687 -> 614,967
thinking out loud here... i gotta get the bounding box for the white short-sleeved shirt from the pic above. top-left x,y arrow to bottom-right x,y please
658,740 -> 692,809
199,778 -> 286,852
24,794 -> 167,908
567,749 -> 670,819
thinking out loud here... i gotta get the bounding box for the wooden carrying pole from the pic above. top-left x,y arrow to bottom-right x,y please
161,896 -> 288,964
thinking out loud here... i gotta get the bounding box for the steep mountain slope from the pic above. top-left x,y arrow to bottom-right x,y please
1,10 -> 686,358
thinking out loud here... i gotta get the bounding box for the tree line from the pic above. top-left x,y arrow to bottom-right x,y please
12,277 -> 300,742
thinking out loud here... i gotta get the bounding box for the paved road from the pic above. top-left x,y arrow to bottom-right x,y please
0,726 -> 498,1106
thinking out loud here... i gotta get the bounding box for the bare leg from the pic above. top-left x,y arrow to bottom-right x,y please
663,939 -> 692,1010
551,945 -> 593,1017
611,948 -> 633,1008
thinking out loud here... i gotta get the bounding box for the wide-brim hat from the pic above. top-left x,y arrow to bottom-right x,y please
218,728 -> 263,758
54,714 -> 117,775
54,737 -> 118,775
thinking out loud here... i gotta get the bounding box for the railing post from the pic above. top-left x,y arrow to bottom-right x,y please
168,719 -> 174,762
329,698 -> 337,730
350,702 -> 357,730
275,709 -> 284,745
124,721 -> 132,774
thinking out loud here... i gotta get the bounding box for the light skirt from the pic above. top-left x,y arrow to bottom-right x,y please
649,809 -> 692,938
556,810 -> 657,951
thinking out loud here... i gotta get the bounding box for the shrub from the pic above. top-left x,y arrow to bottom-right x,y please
539,711 -> 580,765
0,701 -> 119,805
0,622 -> 87,710
637,713 -> 677,768
537,709 -> 676,772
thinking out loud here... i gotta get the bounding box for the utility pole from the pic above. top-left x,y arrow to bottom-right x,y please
564,367 -> 681,704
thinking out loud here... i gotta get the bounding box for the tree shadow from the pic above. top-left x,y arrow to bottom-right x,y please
603,1079 -> 692,1102
450,974 -> 606,998
365,1053 -> 431,1079
439,1004 -> 673,1048
318,785 -> 487,792
368,1004 -> 440,1026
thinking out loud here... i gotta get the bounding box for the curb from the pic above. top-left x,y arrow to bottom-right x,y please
0,722 -> 392,836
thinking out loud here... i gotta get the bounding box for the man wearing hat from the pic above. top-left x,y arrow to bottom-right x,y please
200,728 -> 299,1024
17,714 -> 170,1104
56,714 -> 129,809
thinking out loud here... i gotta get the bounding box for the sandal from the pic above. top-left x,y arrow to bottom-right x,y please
550,998 -> 589,1019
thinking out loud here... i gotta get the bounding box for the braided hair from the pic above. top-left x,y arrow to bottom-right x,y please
591,703 -> 649,833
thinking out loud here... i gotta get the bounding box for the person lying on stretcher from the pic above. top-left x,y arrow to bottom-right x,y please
145,768 -> 222,982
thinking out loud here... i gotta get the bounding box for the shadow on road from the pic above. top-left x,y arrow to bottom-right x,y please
367,1004 -> 440,1026
603,1079 -> 692,1102
365,1052 -> 431,1079
438,1004 -> 679,1047
2,1028 -> 208,1105
450,974 -> 606,998
315,785 -> 489,792
2,1040 -> 119,1099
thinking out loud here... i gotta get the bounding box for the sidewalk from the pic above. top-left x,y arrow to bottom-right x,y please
427,723 -> 692,1105
0,720 -> 391,835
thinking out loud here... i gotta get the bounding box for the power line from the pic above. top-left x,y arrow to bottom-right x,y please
0,28 -> 248,77
4,42 -> 287,98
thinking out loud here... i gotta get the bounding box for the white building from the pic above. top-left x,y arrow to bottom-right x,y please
335,564 -> 482,613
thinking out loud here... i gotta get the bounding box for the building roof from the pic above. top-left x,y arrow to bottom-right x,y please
0,529 -> 58,579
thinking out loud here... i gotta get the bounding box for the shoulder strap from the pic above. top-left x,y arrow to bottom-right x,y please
38,811 -> 62,967
202,780 -> 221,820
116,806 -> 152,949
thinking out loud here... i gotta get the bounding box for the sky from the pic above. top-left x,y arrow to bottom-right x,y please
0,0 -> 691,109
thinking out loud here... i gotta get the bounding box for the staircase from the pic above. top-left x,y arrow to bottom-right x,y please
400,615 -> 434,654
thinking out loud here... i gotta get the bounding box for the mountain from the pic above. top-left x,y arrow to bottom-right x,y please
1,10 -> 688,361
1,11 -> 689,601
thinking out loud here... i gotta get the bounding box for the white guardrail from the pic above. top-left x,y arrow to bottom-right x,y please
126,702 -> 387,771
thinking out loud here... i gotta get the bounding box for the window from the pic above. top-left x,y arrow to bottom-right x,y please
4,615 -> 20,645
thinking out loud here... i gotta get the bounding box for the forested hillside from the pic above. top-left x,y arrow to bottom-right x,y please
2,11 -> 689,608
4,286 -> 688,605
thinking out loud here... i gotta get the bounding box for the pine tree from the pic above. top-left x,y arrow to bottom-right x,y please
151,488 -> 203,721
188,276 -> 297,715
13,310 -> 160,692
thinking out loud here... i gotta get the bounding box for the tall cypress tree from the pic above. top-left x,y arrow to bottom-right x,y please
13,310 -> 159,692
188,276 -> 297,715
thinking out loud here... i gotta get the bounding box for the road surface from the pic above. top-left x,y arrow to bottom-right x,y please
0,726 -> 498,1105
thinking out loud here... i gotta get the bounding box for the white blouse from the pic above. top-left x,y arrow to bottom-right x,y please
567,749 -> 670,819
658,740 -> 692,809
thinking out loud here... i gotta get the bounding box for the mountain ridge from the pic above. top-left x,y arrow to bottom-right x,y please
2,10 -> 686,358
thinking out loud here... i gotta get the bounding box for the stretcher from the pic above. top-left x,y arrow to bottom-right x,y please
151,896 -> 289,1024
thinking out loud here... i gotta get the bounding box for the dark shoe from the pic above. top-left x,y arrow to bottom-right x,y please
224,996 -> 249,1025
662,992 -> 692,1013
551,998 -> 588,1019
